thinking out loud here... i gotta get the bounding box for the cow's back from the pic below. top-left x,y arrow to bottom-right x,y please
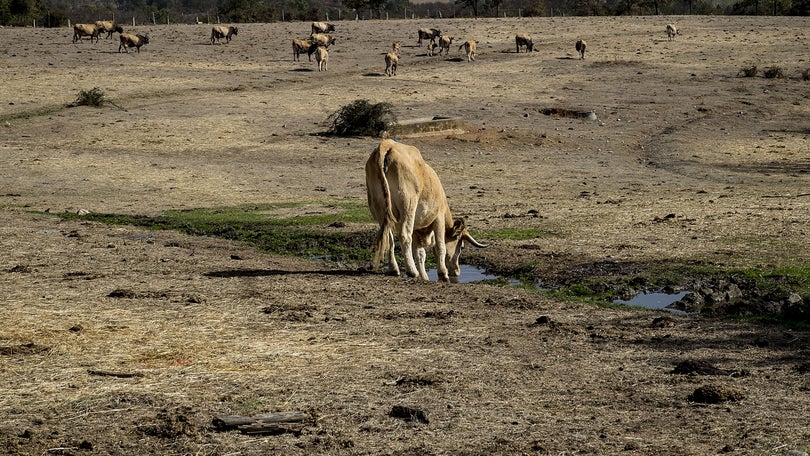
375,140 -> 445,223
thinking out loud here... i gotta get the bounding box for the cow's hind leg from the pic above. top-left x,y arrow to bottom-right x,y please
385,230 -> 400,276
399,226 -> 421,279
432,227 -> 450,282
412,236 -> 430,281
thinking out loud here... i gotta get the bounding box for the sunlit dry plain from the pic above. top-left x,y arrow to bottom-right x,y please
1,16 -> 809,455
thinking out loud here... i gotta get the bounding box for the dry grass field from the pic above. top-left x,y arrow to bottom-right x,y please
1,15 -> 809,455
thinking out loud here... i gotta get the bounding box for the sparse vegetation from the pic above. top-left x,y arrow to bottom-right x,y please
74,87 -> 107,107
739,65 -> 757,77
763,65 -> 784,79
326,99 -> 397,137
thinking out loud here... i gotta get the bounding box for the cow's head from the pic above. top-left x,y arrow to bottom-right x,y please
446,218 -> 487,278
114,24 -> 124,34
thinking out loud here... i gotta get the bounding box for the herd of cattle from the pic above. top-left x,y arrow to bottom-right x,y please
71,21 -> 150,52
70,19 -> 680,73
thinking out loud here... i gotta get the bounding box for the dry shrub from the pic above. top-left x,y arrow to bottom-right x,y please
763,66 -> 784,79
326,99 -> 397,137
738,65 -> 757,78
74,87 -> 107,107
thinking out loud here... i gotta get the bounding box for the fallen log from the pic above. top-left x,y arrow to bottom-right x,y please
212,411 -> 309,435
237,422 -> 305,436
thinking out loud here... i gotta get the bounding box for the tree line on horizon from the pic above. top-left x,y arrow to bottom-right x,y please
2,0 -> 807,29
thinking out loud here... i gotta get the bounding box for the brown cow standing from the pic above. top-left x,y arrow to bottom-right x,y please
365,139 -> 486,282
515,33 -> 533,53
459,39 -> 477,62
576,39 -> 587,59
385,52 -> 398,76
73,24 -> 101,44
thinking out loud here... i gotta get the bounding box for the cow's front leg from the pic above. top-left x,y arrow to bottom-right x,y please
433,233 -> 450,282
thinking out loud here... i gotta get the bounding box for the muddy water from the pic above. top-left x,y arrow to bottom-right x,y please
614,291 -> 692,314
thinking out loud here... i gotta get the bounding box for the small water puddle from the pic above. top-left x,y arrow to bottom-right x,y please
430,265 -> 695,315
614,291 -> 691,315
428,264 -> 521,284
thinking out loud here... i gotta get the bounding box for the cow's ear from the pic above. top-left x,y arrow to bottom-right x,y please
451,219 -> 466,239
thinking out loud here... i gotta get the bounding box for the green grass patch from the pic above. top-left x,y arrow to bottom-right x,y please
57,202 -> 376,264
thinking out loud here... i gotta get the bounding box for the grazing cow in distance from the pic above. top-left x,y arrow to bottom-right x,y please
311,21 -> 335,34
119,33 -> 150,53
666,24 -> 679,41
385,52 -> 398,76
365,139 -> 487,282
310,33 -> 336,48
459,39 -> 477,61
95,21 -> 124,39
315,46 -> 328,71
576,39 -> 587,59
292,38 -> 315,61
515,33 -> 533,53
437,35 -> 454,55
211,25 -> 238,44
73,24 -> 101,44
417,28 -> 441,47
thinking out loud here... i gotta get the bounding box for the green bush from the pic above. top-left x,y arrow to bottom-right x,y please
326,99 -> 397,137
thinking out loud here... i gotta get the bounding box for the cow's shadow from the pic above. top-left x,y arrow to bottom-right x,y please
363,72 -> 386,77
204,268 -> 371,278
290,68 -> 315,72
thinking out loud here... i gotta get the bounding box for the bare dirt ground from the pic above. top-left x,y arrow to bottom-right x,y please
1,15 -> 809,455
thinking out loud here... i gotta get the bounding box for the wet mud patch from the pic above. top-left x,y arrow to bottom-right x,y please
688,384 -> 746,404
672,360 -> 749,377
107,288 -> 204,304
139,407 -> 197,439
539,107 -> 598,121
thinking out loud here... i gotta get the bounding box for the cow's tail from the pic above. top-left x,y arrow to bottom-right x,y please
373,144 -> 398,269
